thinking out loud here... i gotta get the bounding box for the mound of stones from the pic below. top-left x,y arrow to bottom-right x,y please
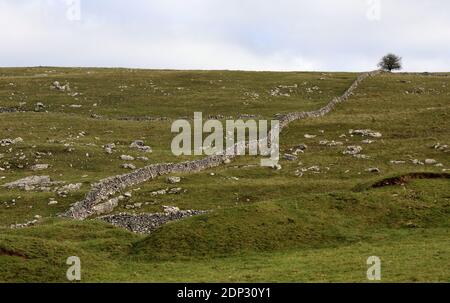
99,206 -> 207,234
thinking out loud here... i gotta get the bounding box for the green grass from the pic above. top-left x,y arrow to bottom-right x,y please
1,221 -> 448,282
0,68 -> 449,282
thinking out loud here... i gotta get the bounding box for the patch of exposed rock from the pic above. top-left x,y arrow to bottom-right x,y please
30,164 -> 50,171
320,140 -> 343,147
343,145 -> 363,156
167,176 -> 181,184
3,176 -> 62,191
99,206 -> 208,234
10,217 -> 41,229
349,129 -> 382,138
122,163 -> 136,170
93,198 -> 119,216
120,155 -> 135,161
288,144 -> 308,155
130,140 -> 152,153
283,154 -> 298,161
366,167 -> 381,173
3,176 -> 81,196
51,81 -> 71,92
104,143 -> 116,154
150,187 -> 185,196
0,138 -> 23,147
433,143 -> 448,152
57,183 -> 82,197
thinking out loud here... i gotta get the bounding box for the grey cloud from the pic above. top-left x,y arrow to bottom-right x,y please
0,0 -> 449,71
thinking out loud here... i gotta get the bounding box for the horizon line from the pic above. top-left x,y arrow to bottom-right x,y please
1,65 -> 449,74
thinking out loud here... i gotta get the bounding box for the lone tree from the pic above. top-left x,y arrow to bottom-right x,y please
378,53 -> 402,72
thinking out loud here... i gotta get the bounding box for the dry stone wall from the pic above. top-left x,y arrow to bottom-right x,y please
61,70 -> 381,220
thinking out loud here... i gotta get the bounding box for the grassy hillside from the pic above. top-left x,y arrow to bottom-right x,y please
0,68 -> 449,282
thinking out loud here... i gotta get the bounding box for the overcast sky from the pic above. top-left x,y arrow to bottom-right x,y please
1,0 -> 449,71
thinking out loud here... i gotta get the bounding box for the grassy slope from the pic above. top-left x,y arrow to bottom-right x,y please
0,68 -> 449,282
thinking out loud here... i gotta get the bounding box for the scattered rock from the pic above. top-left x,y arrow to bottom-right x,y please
124,192 -> 132,198
120,155 -> 135,161
163,205 -> 180,214
271,164 -> 282,170
104,143 -> 116,154
366,167 -> 381,173
411,159 -> 424,165
432,143 -> 448,152
305,166 -> 321,172
362,139 -> 375,144
168,188 -> 183,194
12,137 -> 23,144
35,102 -> 45,112
92,198 -> 119,215
151,189 -> 167,196
59,183 -> 82,192
56,183 -> 82,197
390,160 -> 406,164
0,138 -> 23,146
10,218 -> 40,229
51,81 -> 71,92
3,176 -> 61,191
167,176 -> 181,184
349,129 -> 382,138
425,159 -> 438,165
288,144 -> 308,155
48,199 -> 58,206
283,154 -> 298,161
270,86 -> 293,97
125,202 -> 143,210
91,113 -> 103,119
294,170 -> 304,177
405,87 -> 425,95
343,146 -> 363,155
121,163 -> 136,170
320,140 -> 343,147
130,140 -> 152,153
304,134 -> 317,139
30,164 -> 49,171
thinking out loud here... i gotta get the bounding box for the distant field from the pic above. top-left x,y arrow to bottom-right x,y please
0,68 -> 449,282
